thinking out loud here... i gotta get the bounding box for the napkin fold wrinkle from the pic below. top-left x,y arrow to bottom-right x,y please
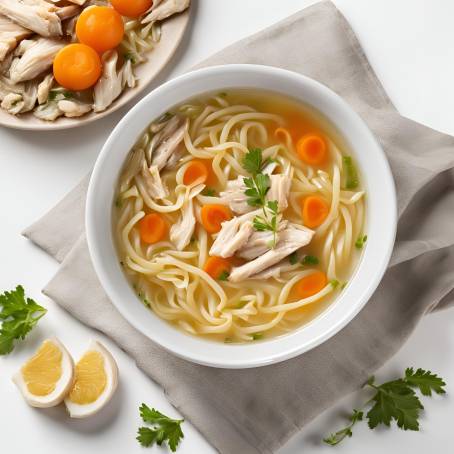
23,2 -> 454,453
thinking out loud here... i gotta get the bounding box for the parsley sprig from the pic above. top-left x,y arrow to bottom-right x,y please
137,404 -> 184,452
324,367 -> 446,446
0,286 -> 47,355
242,149 -> 280,247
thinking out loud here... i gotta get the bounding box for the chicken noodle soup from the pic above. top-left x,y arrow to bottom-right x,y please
113,90 -> 366,343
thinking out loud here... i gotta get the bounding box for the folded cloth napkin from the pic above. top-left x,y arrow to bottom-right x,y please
23,2 -> 454,453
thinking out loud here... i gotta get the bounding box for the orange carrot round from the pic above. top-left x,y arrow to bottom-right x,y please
296,134 -> 327,165
295,271 -> 327,299
301,196 -> 330,228
203,256 -> 231,280
201,204 -> 232,233
139,213 -> 168,244
183,160 -> 210,186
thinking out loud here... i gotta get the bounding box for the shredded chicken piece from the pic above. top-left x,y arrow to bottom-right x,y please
219,177 -> 251,215
93,50 -> 136,113
238,221 -> 288,261
1,92 -> 23,114
9,37 -> 64,83
57,99 -> 92,118
210,210 -> 258,258
141,161 -> 169,199
170,197 -> 196,251
0,0 -> 62,37
251,260 -> 298,280
37,73 -> 53,104
55,5 -> 81,20
33,99 -> 63,121
151,117 -> 188,171
229,223 -> 314,282
0,15 -> 31,62
121,148 -> 145,189
142,0 -> 190,24
267,174 -> 291,211
0,76 -> 37,113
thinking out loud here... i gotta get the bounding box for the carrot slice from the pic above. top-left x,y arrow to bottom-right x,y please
203,256 -> 231,280
295,271 -> 327,299
139,213 -> 168,244
301,196 -> 330,228
201,204 -> 232,233
296,134 -> 327,165
183,160 -> 210,186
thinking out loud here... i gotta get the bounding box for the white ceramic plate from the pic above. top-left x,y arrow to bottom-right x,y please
0,10 -> 190,131
86,65 -> 397,369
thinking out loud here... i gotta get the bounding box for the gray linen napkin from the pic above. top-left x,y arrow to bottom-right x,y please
23,2 -> 454,453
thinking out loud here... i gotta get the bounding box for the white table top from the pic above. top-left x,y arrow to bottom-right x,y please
1,0 -> 452,452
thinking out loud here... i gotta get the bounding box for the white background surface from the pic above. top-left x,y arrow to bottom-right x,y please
1,0 -> 453,452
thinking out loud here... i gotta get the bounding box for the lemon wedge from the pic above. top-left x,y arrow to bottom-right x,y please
64,340 -> 118,418
13,337 -> 74,408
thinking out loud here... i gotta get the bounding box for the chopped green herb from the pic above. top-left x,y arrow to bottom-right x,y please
323,368 -> 446,446
137,404 -> 184,452
218,271 -> 230,281
115,197 -> 122,208
0,286 -> 47,355
330,279 -> 340,289
124,52 -> 137,64
343,156 -> 359,189
251,333 -> 263,341
341,282 -> 348,290
289,252 -> 299,265
302,255 -> 319,265
224,337 -> 233,343
202,188 -> 216,197
235,302 -> 246,309
242,148 -> 264,176
143,298 -> 150,307
355,234 -> 368,249
252,200 -> 279,248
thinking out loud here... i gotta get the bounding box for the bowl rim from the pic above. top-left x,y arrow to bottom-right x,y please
86,64 -> 397,368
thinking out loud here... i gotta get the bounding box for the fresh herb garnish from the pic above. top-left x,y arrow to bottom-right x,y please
224,337 -> 233,343
0,286 -> 47,355
202,188 -> 216,197
330,279 -> 340,289
289,251 -> 298,265
355,234 -> 368,249
48,89 -> 73,102
251,333 -> 263,341
137,404 -> 184,452
324,368 -> 446,446
302,255 -> 319,265
218,271 -> 230,281
242,149 -> 280,247
341,282 -> 348,290
343,156 -> 359,189
124,52 -> 137,64
115,196 -> 122,208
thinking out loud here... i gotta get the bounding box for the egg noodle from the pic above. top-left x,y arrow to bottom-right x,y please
114,92 -> 365,342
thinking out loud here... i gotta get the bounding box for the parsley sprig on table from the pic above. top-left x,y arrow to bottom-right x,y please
242,149 -> 280,247
0,286 -> 47,355
324,367 -> 446,446
137,404 -> 184,452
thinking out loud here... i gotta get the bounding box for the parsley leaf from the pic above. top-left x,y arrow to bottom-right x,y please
302,255 -> 319,265
137,404 -> 184,452
330,279 -> 340,289
404,367 -> 446,396
218,271 -> 230,281
202,188 -> 216,197
355,234 -> 368,249
242,148 -> 263,175
252,200 -> 280,248
0,286 -> 47,355
251,333 -> 263,341
288,252 -> 298,265
343,156 -> 359,189
323,368 -> 447,446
